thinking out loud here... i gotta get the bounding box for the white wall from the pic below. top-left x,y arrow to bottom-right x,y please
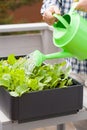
0,23 -> 63,64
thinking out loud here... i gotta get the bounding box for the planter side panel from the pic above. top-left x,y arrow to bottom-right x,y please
0,87 -> 19,120
18,85 -> 83,123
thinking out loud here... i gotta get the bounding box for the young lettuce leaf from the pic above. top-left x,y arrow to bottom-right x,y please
0,55 -> 73,97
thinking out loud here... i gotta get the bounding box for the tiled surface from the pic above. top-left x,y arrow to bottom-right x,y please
34,126 -> 56,130
33,123 -> 76,130
65,123 -> 76,130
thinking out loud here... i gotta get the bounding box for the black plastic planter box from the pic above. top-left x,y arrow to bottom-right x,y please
0,56 -> 83,123
0,80 -> 83,123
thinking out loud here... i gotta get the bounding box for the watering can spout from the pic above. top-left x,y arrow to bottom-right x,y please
30,50 -> 73,67
45,51 -> 73,59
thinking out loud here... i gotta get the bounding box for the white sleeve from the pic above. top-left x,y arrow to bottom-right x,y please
41,0 -> 61,15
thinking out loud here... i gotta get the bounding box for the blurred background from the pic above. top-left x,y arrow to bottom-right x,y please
0,0 -> 42,24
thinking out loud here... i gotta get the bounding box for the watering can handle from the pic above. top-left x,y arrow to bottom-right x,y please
53,14 -> 69,28
53,3 -> 78,28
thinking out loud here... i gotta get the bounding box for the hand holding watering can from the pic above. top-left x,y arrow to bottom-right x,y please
29,1 -> 87,67
43,0 -> 87,25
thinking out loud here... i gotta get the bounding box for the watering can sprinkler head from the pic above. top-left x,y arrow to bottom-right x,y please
29,50 -> 46,66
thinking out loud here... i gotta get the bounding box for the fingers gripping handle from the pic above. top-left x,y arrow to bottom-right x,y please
53,14 -> 69,28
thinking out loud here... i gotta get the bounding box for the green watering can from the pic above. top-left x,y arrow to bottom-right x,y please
29,4 -> 87,66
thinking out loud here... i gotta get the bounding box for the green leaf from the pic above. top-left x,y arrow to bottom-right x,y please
0,74 -> 11,88
15,85 -> 29,96
28,79 -> 39,91
9,91 -> 19,97
7,54 -> 16,65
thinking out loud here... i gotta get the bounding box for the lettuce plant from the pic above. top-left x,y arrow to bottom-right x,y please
0,54 -> 72,97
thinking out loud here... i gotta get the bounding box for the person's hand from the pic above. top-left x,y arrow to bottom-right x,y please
43,5 -> 60,25
74,0 -> 87,12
